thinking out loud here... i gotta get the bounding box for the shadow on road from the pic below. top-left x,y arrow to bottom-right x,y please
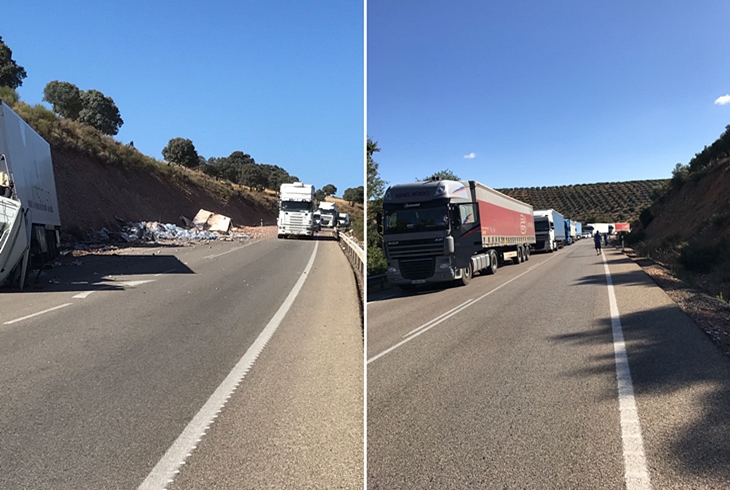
2,253 -> 194,294
550,304 -> 730,483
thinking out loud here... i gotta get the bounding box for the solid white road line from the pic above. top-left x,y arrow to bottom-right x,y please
367,254 -> 559,364
601,251 -> 652,490
137,241 -> 319,490
4,303 -> 73,325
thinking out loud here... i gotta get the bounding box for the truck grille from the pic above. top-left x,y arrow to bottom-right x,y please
400,258 -> 435,280
386,238 -> 444,259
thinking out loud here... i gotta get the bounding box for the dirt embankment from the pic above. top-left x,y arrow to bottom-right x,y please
51,147 -> 277,237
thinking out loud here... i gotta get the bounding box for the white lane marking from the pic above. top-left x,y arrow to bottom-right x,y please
71,280 -> 156,299
4,303 -> 73,325
368,254 -> 559,364
138,241 -> 319,490
403,299 -> 474,338
73,291 -> 97,299
203,239 -> 262,260
601,251 -> 652,489
119,280 -> 155,287
154,268 -> 177,277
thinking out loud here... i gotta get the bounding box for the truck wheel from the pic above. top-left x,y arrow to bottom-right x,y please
456,262 -> 472,286
486,250 -> 498,275
512,247 -> 522,265
524,245 -> 530,261
549,241 -> 554,253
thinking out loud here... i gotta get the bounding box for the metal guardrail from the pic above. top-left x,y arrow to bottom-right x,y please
339,233 -> 363,277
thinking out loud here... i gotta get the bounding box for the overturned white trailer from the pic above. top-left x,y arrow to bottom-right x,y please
0,101 -> 61,287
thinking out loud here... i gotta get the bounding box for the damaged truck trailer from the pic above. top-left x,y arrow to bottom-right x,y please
379,179 -> 536,290
0,101 -> 61,287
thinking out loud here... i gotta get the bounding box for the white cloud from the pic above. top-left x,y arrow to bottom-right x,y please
715,95 -> 730,105
463,152 -> 476,159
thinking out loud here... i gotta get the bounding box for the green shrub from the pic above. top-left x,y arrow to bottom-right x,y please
710,213 -> 727,227
678,242 -> 725,273
367,245 -> 387,276
638,207 -> 653,228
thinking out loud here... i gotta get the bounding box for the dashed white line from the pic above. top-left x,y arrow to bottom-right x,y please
368,254 -> 559,364
137,241 -> 319,490
601,250 -> 652,489
4,303 -> 73,325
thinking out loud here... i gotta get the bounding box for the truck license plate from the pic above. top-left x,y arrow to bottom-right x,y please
411,279 -> 426,284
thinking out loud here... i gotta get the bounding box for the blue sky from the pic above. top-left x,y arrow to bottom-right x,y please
368,0 -> 730,189
4,0 -> 363,193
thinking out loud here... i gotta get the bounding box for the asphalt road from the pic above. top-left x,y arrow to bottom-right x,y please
367,240 -> 730,489
0,235 -> 363,489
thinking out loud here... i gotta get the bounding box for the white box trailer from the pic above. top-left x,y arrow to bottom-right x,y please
533,209 -> 566,252
277,182 -> 315,238
0,101 -> 61,287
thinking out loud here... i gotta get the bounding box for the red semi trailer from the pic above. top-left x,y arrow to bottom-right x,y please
379,180 -> 536,289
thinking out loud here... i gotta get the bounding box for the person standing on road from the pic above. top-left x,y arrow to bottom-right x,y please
594,231 -> 602,255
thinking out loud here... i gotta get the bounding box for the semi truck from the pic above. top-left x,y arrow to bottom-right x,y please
533,209 -> 566,252
337,212 -> 350,230
564,218 -> 577,245
585,223 -> 614,237
318,201 -> 338,228
0,101 -> 62,288
575,221 -> 583,239
277,182 -> 315,239
379,179 -> 535,289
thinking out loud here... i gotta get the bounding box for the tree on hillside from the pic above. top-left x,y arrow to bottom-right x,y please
343,186 -> 364,205
162,138 -> 199,168
239,164 -> 267,191
367,138 -> 386,202
420,169 -> 460,181
43,81 -> 83,119
366,137 -> 387,275
0,37 -> 27,89
322,184 -> 337,196
78,89 -> 124,135
315,189 -> 326,203
228,150 -> 255,166
0,86 -> 19,105
268,169 -> 295,191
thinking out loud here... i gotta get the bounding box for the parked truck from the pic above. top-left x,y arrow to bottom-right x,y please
379,180 -> 535,289
337,212 -> 350,230
0,101 -> 61,288
318,201 -> 338,228
533,209 -> 566,252
575,221 -> 583,239
586,222 -> 614,237
564,218 -> 577,245
277,182 -> 315,239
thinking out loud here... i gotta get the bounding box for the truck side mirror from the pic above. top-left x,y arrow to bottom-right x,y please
450,207 -> 461,229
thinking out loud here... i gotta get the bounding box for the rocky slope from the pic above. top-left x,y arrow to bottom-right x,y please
51,146 -> 277,239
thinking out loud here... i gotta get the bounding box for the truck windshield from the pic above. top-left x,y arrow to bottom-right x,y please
534,219 -> 550,232
385,206 -> 449,233
281,201 -> 312,212
320,209 -> 336,215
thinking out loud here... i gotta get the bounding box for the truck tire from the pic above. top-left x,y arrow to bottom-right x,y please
486,250 -> 498,275
524,245 -> 530,261
456,262 -> 472,286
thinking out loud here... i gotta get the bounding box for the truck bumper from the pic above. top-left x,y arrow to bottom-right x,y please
385,257 -> 457,285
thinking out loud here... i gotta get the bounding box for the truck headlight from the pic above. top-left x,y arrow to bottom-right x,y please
388,267 -> 397,273
439,263 -> 451,269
